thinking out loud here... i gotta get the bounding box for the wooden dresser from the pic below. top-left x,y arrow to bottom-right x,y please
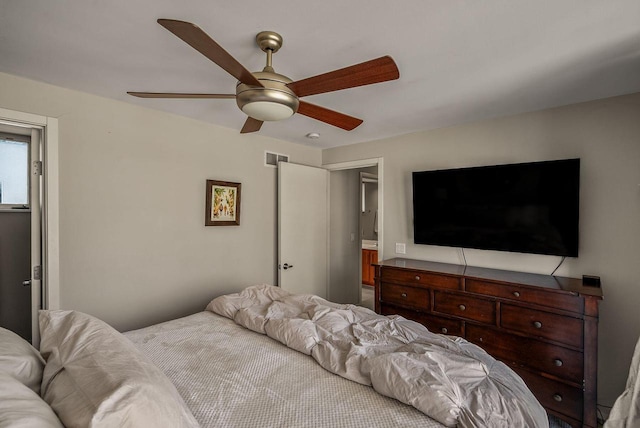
374,258 -> 603,428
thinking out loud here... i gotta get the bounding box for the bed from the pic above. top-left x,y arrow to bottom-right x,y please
125,311 -> 442,427
0,284 -> 563,428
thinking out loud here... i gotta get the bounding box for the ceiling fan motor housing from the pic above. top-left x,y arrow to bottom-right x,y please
236,71 -> 300,121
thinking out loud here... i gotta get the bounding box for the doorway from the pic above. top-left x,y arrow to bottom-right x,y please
360,171 -> 378,310
0,107 -> 58,347
0,124 -> 40,341
324,158 -> 383,307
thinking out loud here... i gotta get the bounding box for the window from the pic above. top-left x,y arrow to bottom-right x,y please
0,135 -> 29,208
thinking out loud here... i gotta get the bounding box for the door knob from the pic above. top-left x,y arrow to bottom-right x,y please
283,263 -> 293,270
22,279 -> 32,287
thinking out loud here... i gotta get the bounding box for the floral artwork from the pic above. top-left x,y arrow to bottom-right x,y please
206,180 -> 241,226
212,186 -> 236,220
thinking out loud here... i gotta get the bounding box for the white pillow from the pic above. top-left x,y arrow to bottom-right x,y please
0,371 -> 63,428
39,310 -> 200,428
0,327 -> 44,394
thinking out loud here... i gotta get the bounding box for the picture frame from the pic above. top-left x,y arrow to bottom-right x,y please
205,180 -> 241,226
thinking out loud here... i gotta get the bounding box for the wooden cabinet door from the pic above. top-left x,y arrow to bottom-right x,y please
362,249 -> 377,285
362,250 -> 371,285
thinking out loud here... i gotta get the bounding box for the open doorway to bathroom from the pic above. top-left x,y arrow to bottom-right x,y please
360,171 -> 378,310
325,158 -> 382,308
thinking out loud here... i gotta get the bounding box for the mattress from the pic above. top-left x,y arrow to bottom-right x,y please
125,311 -> 444,428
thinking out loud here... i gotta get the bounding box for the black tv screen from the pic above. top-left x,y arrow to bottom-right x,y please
412,159 -> 580,257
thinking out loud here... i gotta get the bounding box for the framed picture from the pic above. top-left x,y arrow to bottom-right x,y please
205,180 -> 241,226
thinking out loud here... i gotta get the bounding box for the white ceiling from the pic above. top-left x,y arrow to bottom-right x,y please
1,1 -> 639,149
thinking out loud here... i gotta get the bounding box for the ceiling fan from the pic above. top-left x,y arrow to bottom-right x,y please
128,19 -> 400,134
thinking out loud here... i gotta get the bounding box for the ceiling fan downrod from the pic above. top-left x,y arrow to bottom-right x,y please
256,31 -> 282,72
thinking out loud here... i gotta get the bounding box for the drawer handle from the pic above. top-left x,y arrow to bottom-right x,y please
458,304 -> 466,311
513,291 -> 520,297
533,321 -> 542,329
414,275 -> 421,281
553,394 -> 563,402
441,327 -> 448,334
554,359 -> 563,367
401,293 -> 407,298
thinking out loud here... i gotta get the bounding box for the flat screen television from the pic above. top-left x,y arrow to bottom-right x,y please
412,158 -> 580,257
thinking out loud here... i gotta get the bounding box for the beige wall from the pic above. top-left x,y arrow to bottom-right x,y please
0,72 -> 321,332
323,92 -> 640,406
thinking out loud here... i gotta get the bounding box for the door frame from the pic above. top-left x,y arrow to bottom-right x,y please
0,107 -> 60,345
323,157 -> 383,304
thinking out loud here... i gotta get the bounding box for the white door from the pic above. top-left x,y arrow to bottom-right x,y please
278,162 -> 329,298
0,126 -> 41,343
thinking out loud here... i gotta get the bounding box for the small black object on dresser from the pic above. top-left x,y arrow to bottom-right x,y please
375,258 -> 603,428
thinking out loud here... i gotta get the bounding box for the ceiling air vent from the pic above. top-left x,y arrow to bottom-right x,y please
265,151 -> 289,167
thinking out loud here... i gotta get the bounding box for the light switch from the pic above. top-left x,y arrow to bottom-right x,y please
395,243 -> 406,254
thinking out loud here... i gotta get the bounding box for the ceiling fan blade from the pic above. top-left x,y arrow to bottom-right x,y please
128,92 -> 235,99
297,101 -> 363,131
157,19 -> 262,87
287,56 -> 399,97
240,117 -> 264,134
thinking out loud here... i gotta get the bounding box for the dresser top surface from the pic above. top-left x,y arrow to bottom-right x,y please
376,258 -> 603,298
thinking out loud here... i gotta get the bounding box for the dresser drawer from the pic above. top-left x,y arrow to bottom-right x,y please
380,283 -> 430,310
466,324 -> 583,382
421,313 -> 464,336
381,268 -> 461,290
501,304 -> 583,348
380,304 -> 464,336
433,291 -> 496,324
466,278 -> 584,313
515,367 -> 583,422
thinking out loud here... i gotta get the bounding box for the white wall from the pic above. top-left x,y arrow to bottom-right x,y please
0,72 -> 321,331
323,92 -> 640,406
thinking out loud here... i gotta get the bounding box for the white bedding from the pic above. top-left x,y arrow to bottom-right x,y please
125,311 -> 444,428
205,284 -> 548,428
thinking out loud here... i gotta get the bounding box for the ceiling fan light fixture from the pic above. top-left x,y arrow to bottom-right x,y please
236,71 -> 299,122
242,101 -> 294,121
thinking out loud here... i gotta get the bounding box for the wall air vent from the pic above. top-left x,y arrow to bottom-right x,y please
265,151 -> 289,167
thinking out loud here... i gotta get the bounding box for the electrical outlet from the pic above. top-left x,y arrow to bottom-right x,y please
395,243 -> 406,254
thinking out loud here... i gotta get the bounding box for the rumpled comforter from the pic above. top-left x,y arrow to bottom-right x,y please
206,284 -> 548,428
